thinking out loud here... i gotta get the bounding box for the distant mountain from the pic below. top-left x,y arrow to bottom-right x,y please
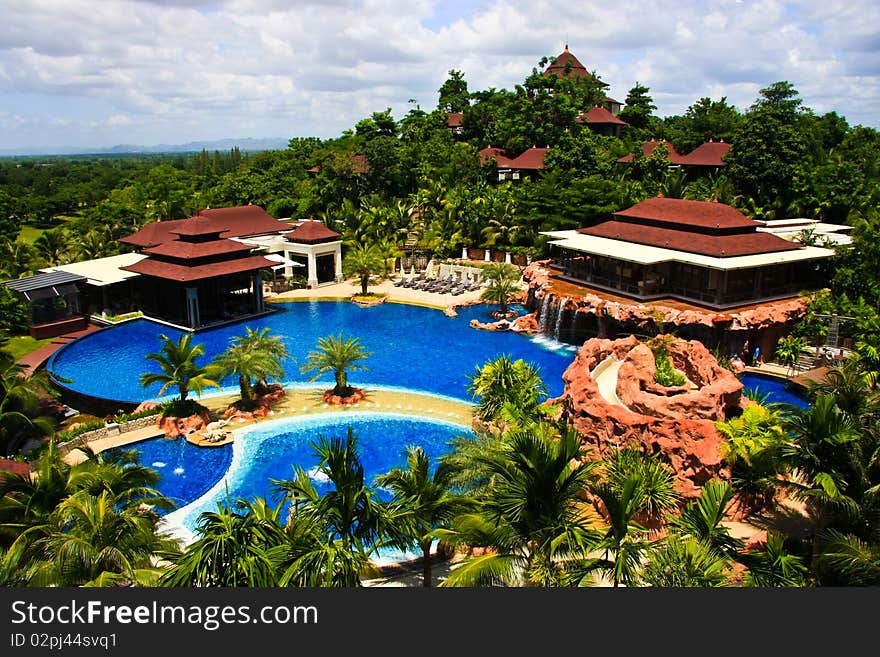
0,137 -> 291,157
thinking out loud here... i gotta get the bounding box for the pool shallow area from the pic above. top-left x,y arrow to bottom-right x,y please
47,301 -> 574,404
740,371 -> 810,409
161,412 -> 471,562
104,437 -> 232,514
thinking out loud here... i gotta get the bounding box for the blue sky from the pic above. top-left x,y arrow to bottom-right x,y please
1,0 -> 878,153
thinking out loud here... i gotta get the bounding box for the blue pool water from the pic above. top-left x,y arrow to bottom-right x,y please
104,437 -> 233,514
162,413 -> 471,555
48,301 -> 575,404
740,372 -> 810,409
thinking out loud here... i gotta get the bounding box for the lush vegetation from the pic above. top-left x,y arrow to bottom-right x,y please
2,48 -> 880,588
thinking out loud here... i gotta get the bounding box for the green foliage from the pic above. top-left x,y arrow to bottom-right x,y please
212,327 -> 289,405
140,333 -> 220,402
300,333 -> 371,396
467,354 -> 547,422
649,337 -> 686,387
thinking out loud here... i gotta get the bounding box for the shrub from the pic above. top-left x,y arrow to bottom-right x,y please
651,338 -> 686,387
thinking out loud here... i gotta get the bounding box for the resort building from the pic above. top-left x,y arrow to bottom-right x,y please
618,139 -> 730,173
2,270 -> 89,339
481,146 -> 549,182
446,111 -> 465,136
119,212 -> 276,328
577,106 -> 629,137
542,197 -> 835,309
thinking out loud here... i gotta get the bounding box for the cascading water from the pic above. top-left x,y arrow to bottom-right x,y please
554,297 -> 570,341
538,293 -> 553,334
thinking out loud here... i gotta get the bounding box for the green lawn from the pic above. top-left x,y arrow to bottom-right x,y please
2,336 -> 52,360
17,225 -> 45,244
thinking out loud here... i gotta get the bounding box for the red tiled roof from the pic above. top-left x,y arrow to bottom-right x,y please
613,197 -> 757,231
121,205 -> 291,248
605,96 -> 622,105
447,112 -> 464,127
617,140 -> 686,164
679,140 -> 731,167
478,147 -> 514,167
0,459 -> 31,481
142,239 -> 254,260
506,147 -> 549,170
545,46 -> 591,79
580,106 -> 628,126
120,254 -> 275,282
169,214 -> 226,237
286,220 -> 342,244
579,220 -> 802,258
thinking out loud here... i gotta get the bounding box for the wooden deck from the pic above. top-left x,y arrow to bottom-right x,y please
16,322 -> 103,376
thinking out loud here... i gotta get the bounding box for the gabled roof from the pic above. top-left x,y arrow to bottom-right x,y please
142,239 -> 254,260
285,219 -> 342,244
121,205 -> 291,248
120,254 -> 275,282
579,220 -> 801,258
447,112 -> 464,127
679,140 -> 731,167
579,106 -> 628,126
545,45 -> 591,79
617,140 -> 686,164
505,147 -> 550,171
478,146 -> 514,167
613,197 -> 757,231
169,214 -> 226,237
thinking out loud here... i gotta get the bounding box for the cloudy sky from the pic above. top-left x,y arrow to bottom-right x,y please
1,0 -> 878,153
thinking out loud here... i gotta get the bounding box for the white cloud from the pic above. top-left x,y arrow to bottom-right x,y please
0,0 -> 877,151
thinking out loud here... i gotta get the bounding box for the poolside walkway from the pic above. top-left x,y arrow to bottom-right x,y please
16,322 -> 103,376
265,276 -> 490,311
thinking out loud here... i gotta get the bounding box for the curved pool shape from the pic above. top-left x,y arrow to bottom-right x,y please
104,437 -> 233,514
47,301 -> 574,404
162,412 -> 471,561
740,372 -> 810,409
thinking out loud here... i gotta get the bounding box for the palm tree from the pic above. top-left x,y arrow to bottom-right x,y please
33,228 -> 70,267
638,535 -> 730,587
668,479 -> 745,559
300,333 -> 371,397
343,241 -> 385,295
437,424 -> 598,587
140,333 -> 220,402
12,489 -> 180,587
467,354 -> 547,423
271,428 -> 393,586
160,496 -> 285,587
815,528 -> 880,586
0,350 -> 56,455
480,262 -> 521,316
740,532 -> 809,587
374,446 -> 465,586
212,327 -> 288,406
774,335 -> 807,376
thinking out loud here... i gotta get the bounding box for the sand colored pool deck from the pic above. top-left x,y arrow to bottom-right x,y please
64,387 -> 474,465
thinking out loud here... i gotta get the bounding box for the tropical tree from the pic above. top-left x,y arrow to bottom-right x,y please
140,333 -> 220,403
775,335 -> 808,376
343,241 -> 385,295
467,354 -> 547,423
740,532 -> 809,587
212,327 -> 289,406
638,535 -> 731,587
668,479 -> 744,559
479,262 -> 521,316
374,446 -> 465,586
300,333 -> 371,397
816,528 -> 880,586
160,496 -> 285,587
437,423 -> 598,587
0,350 -> 55,455
271,428 -> 397,586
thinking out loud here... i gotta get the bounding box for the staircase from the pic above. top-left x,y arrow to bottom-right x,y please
794,351 -> 817,372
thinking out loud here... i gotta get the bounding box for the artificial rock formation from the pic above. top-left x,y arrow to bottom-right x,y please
157,407 -> 212,439
555,334 -> 743,499
322,387 -> 366,406
223,383 -> 287,422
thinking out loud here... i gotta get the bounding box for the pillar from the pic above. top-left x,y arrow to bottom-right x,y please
307,250 -> 319,288
186,287 -> 200,328
505,251 -> 512,264
334,244 -> 344,283
253,273 -> 264,313
284,249 -> 293,278
461,246 -> 468,260
484,249 -> 491,262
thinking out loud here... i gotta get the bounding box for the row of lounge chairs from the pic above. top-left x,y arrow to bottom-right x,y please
393,273 -> 483,295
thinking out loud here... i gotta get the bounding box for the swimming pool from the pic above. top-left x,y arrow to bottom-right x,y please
104,437 -> 233,514
740,372 -> 810,409
161,412 -> 471,561
48,301 -> 575,404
